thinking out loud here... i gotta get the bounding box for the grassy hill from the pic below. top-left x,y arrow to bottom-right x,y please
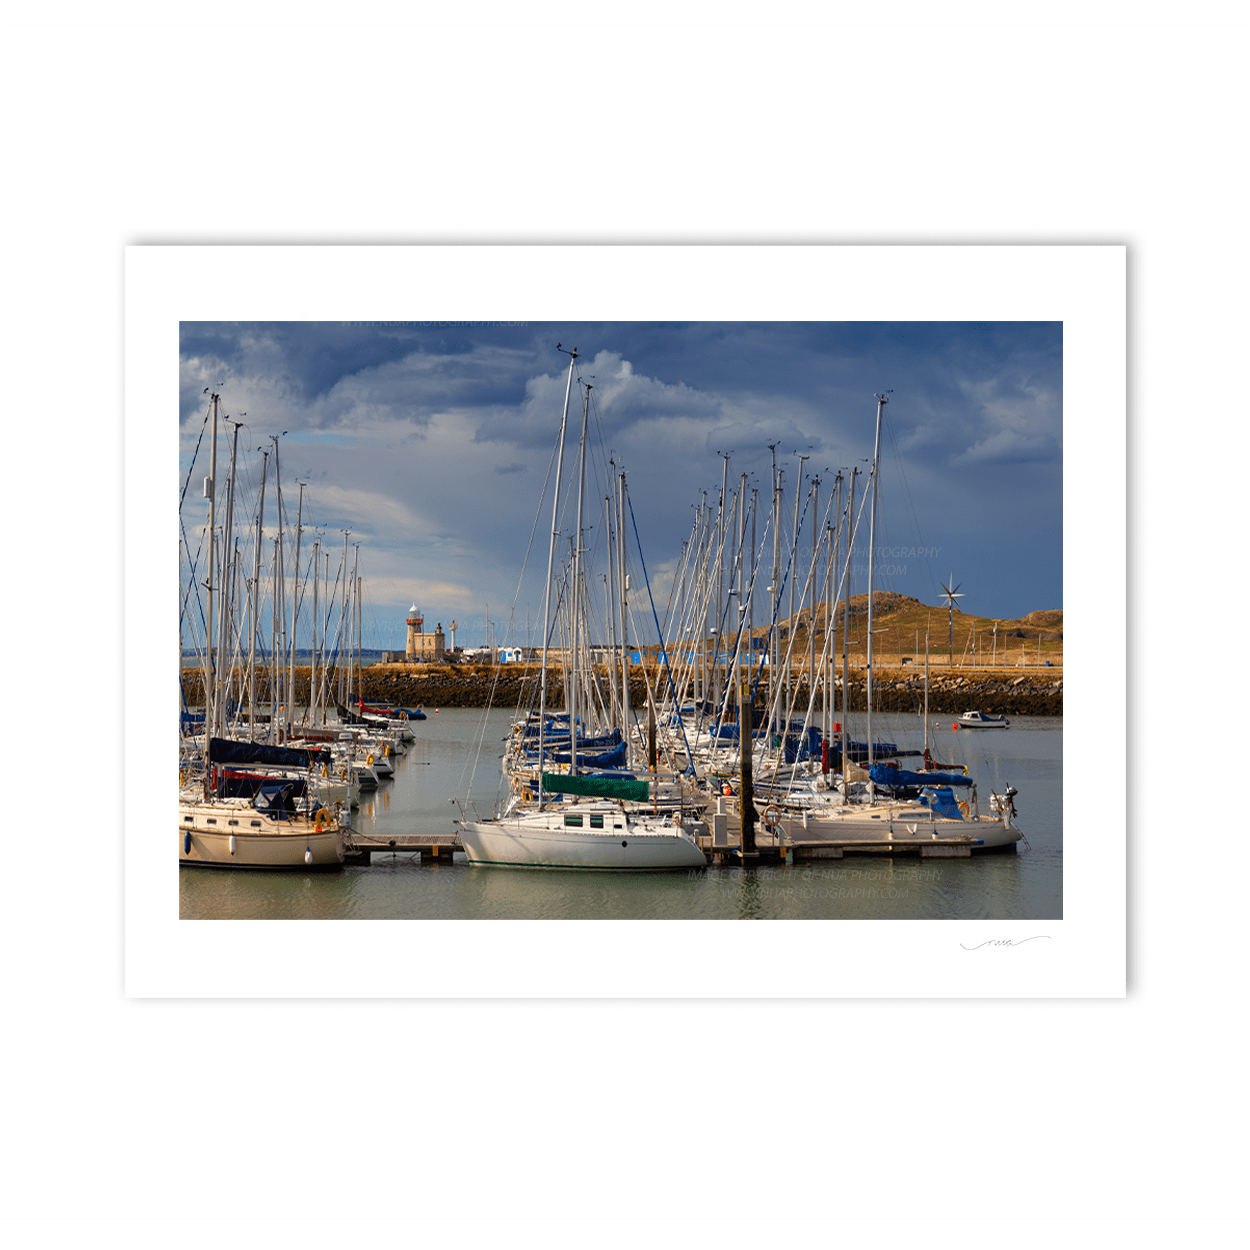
734,592 -> 1061,672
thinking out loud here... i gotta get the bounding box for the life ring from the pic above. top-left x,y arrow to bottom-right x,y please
722,783 -> 733,796
313,808 -> 327,829
764,804 -> 781,830
523,788 -> 532,803
366,753 -> 374,766
958,800 -> 970,818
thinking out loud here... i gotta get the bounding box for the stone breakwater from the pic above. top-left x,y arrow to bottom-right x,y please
182,664 -> 1062,716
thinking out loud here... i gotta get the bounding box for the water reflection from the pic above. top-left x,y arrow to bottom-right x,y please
180,708 -> 1062,921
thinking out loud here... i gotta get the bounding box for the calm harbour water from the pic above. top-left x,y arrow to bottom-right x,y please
179,706 -> 1062,920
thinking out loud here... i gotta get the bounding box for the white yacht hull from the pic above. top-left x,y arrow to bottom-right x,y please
179,801 -> 347,870
771,803 -> 1023,851
457,807 -> 707,871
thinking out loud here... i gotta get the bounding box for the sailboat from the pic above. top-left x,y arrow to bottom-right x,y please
455,348 -> 707,871
684,394 -> 1024,854
179,392 -> 348,870
180,740 -> 347,869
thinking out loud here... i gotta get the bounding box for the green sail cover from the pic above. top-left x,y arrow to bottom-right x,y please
540,773 -> 651,802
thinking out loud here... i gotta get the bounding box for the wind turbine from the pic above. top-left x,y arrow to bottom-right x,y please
940,575 -> 964,667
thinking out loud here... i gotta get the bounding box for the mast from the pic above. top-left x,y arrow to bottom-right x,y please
203,393 -> 219,779
214,416 -> 241,742
272,434 -> 285,734
714,453 -> 729,713
808,473 -> 819,737
605,476 -> 618,731
695,492 -> 706,706
866,392 -> 890,774
311,536 -> 320,727
288,481 -> 305,732
269,536 -> 279,734
349,545 -> 360,701
768,445 -> 779,727
537,346 -> 577,805
924,621 -> 930,755
749,487 -> 757,740
787,452 -> 809,716
338,530 -> 349,704
248,448 -> 268,740
570,379 -> 591,775
618,470 -> 631,771
841,467 -> 857,781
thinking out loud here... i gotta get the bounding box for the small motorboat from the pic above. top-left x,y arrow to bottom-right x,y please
953,710 -> 1009,729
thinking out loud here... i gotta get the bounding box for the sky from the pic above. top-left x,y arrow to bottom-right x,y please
178,320 -> 1061,653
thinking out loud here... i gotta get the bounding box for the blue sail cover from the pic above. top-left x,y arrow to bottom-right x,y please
209,737 -> 330,769
527,728 -> 623,750
870,764 -> 971,789
219,774 -> 309,801
253,782 -> 299,820
781,726 -> 824,764
542,741 -> 628,769
917,786 -> 966,820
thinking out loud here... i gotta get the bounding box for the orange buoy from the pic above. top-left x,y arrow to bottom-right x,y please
952,722 -> 960,731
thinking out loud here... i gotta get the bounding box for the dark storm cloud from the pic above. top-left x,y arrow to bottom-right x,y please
179,319 -> 1062,631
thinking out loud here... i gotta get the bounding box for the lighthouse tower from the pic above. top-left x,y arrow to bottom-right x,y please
405,604 -> 424,661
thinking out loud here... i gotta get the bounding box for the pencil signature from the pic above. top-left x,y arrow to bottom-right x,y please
960,936 -> 1052,950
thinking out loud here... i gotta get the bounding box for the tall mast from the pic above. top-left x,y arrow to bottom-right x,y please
749,486 -> 757,738
269,536 -> 279,734
214,416 -> 241,741
842,467 -> 857,779
570,379 -> 591,775
788,453 -> 809,718
538,346 -> 577,804
866,392 -> 890,773
349,545 -> 360,701
768,445 -> 779,725
272,434 -> 285,731
311,536 -> 320,727
248,448 -> 268,740
288,481 -> 305,731
738,473 -> 747,750
714,455 -> 729,713
696,492 -> 707,705
618,470 -> 631,771
203,393 -> 219,772
808,473 -> 819,734
924,621 -> 931,755
605,473 -> 618,730
828,470 -> 843,749
337,530 -> 350,704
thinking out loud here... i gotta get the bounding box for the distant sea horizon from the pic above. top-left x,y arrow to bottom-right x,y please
181,648 -> 393,668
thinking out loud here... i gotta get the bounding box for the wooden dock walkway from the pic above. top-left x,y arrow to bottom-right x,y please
343,825 -> 989,867
345,833 -> 462,864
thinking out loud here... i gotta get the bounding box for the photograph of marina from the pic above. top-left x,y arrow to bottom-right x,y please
178,317 -> 1062,921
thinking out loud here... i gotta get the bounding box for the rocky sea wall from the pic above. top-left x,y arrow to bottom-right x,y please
182,663 -> 1062,716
